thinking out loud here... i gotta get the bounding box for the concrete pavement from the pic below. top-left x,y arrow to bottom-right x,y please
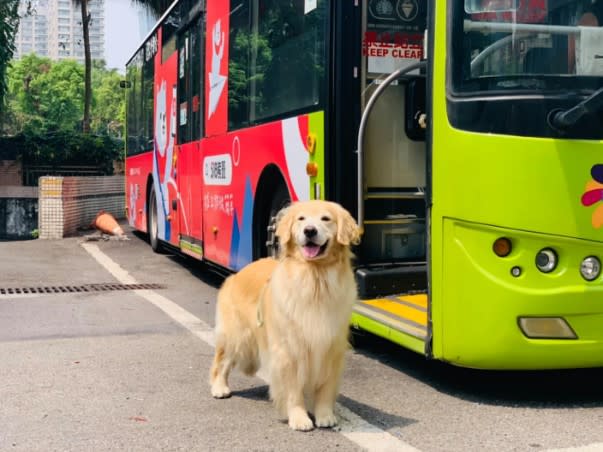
2,228 -> 603,452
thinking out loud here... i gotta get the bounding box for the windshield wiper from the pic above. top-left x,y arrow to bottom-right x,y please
548,87 -> 603,131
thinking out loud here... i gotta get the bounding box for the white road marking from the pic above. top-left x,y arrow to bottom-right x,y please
81,242 -> 420,452
0,294 -> 43,300
547,445 -> 603,452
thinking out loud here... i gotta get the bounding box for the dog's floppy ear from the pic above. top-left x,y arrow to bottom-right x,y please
336,205 -> 361,246
275,205 -> 294,246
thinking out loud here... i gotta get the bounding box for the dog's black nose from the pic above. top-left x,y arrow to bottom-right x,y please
303,226 -> 317,238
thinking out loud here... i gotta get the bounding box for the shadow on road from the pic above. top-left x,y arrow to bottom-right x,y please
351,333 -> 603,408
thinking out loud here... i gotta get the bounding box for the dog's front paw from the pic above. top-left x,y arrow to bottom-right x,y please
210,382 -> 232,399
315,410 -> 338,428
288,407 -> 314,431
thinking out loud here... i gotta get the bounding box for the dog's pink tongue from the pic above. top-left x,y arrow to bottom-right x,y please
302,244 -> 321,258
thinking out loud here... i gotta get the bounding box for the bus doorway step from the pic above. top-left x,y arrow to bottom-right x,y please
355,264 -> 427,299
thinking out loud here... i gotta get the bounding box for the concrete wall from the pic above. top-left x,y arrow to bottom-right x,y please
0,186 -> 38,240
38,176 -> 125,239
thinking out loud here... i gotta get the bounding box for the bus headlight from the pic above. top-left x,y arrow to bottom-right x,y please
535,248 -> 557,273
580,256 -> 601,281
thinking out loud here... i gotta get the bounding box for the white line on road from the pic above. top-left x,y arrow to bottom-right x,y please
81,242 -> 420,452
547,445 -> 603,452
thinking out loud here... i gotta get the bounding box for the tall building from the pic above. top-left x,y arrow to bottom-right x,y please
13,0 -> 50,58
14,0 -> 105,63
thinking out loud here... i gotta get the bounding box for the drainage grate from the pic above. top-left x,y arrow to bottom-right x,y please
0,283 -> 165,295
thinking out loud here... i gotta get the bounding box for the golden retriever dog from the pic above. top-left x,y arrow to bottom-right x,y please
210,200 -> 361,431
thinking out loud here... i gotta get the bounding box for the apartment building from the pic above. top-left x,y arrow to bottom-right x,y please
14,0 -> 105,63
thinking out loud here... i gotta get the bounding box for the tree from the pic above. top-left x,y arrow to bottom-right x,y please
5,55 -> 125,136
72,0 -> 92,133
70,0 -> 170,134
0,0 -> 171,134
0,0 -> 20,123
91,61 -> 125,136
6,54 -> 84,134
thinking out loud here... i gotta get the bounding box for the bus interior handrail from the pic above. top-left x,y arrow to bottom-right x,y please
464,19 -> 581,35
356,61 -> 427,231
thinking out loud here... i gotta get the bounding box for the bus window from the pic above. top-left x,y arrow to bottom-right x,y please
143,39 -> 155,150
178,16 -> 203,143
126,50 -> 143,155
449,0 -> 603,138
454,0 -> 603,90
162,4 -> 180,63
228,0 -> 327,130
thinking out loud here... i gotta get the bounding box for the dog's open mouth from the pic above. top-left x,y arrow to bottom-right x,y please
302,241 -> 328,259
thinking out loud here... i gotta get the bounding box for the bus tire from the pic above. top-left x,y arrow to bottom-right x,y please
266,184 -> 290,258
254,178 -> 290,259
147,187 -> 163,253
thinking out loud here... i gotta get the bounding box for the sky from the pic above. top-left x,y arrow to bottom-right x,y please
104,0 -> 155,72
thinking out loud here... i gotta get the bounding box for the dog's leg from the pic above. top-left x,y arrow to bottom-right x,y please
313,350 -> 345,428
270,354 -> 314,431
210,342 -> 233,398
287,389 -> 314,431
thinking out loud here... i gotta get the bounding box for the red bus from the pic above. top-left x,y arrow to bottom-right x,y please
125,0 -> 356,269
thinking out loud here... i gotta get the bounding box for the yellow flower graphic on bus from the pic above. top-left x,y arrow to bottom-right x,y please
581,164 -> 603,228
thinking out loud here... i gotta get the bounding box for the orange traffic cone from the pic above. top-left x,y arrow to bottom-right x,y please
92,210 -> 124,236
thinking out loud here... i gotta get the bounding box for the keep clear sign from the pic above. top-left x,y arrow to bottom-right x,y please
364,0 -> 426,75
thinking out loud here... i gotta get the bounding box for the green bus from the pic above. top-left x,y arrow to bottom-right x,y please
352,0 -> 603,369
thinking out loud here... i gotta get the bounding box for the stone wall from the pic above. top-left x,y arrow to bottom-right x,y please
38,176 -> 125,239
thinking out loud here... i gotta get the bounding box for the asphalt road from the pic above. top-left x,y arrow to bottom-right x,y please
1,227 -> 603,452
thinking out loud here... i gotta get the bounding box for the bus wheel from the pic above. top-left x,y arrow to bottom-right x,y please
147,188 -> 162,253
264,184 -> 290,258
349,327 -> 369,349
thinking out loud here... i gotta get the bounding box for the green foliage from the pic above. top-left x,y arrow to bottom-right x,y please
0,0 -> 19,116
91,63 -> 125,136
3,55 -> 125,137
0,130 -> 123,174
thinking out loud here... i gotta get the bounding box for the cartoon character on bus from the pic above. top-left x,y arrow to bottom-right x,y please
152,80 -> 177,240
208,18 -> 226,118
581,164 -> 603,228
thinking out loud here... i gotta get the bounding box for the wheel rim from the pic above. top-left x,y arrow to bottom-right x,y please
266,189 -> 290,258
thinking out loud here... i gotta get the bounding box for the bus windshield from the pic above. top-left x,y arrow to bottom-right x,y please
453,0 -> 603,93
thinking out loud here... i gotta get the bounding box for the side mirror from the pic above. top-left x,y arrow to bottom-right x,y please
405,77 -> 426,141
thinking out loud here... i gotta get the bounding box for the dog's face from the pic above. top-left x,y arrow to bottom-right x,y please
275,200 -> 361,263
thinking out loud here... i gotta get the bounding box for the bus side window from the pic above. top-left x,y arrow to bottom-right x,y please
228,0 -> 327,130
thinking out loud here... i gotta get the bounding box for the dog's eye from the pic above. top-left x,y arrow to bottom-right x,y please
321,216 -> 331,222
297,216 -> 305,221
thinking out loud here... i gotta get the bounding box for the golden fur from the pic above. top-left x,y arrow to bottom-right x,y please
210,200 -> 361,431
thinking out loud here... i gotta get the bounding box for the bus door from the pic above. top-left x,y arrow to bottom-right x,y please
176,13 -> 204,259
351,0 -> 431,354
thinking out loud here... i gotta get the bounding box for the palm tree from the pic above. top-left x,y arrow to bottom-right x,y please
130,0 -> 172,18
72,0 -> 171,133
80,0 -> 171,132
71,0 -> 92,132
